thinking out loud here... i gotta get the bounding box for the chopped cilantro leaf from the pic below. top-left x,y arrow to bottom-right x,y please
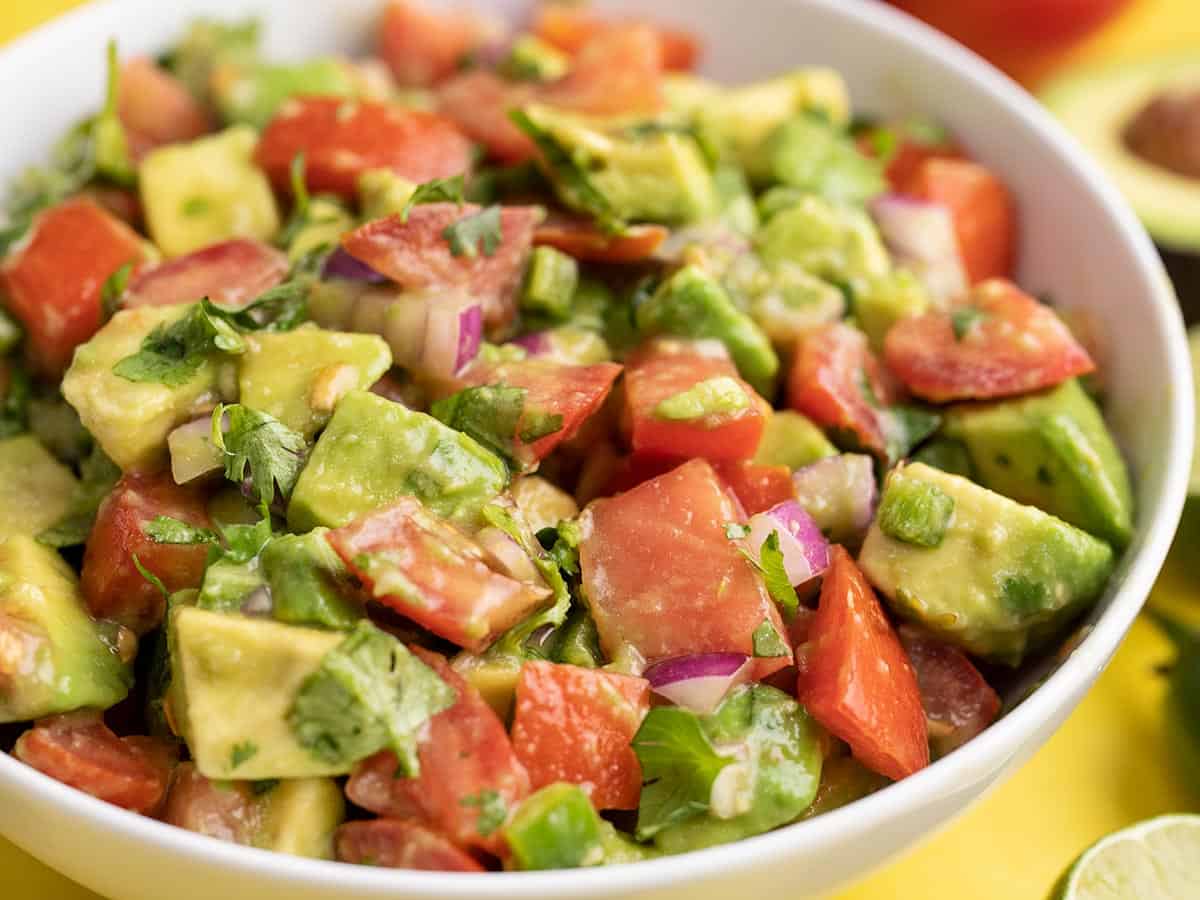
92,40 -> 136,186
211,404 -> 307,507
401,175 -> 465,223
951,306 -> 985,341
431,383 -> 526,465
443,205 -> 502,258
131,553 -> 169,600
756,531 -> 800,620
142,515 -> 219,546
113,302 -> 246,386
100,261 -> 133,322
230,740 -> 258,770
461,789 -> 508,837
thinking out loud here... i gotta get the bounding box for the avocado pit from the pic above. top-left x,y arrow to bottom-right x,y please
1124,88 -> 1200,179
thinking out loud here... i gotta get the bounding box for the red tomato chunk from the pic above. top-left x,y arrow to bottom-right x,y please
437,70 -> 539,164
337,819 -> 485,871
534,7 -> 700,73
163,762 -> 262,843
533,220 -> 669,264
510,661 -> 650,810
118,58 -> 212,157
346,647 -> 529,855
578,458 -> 791,680
122,238 -> 287,309
81,472 -> 212,635
378,0 -> 502,88
717,461 -> 796,516
796,547 -> 929,781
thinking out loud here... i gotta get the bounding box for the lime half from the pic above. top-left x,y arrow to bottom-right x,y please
1053,815 -> 1200,899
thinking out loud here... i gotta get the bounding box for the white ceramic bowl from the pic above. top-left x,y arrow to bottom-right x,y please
0,1 -> 1191,898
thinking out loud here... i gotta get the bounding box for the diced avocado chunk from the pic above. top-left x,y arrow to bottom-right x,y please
520,246 -> 579,321
169,605 -> 345,779
913,438 -> 975,480
754,411 -> 836,470
62,306 -> 220,471
943,379 -> 1135,548
747,113 -> 885,203
0,436 -> 77,540
452,652 -> 523,720
505,783 -> 603,870
357,169 -> 417,220
500,35 -> 569,82
636,265 -> 778,396
140,126 -> 280,257
256,777 -> 345,859
238,327 -> 392,438
712,163 -> 759,236
859,462 -> 1115,665
287,391 -> 507,531
162,17 -> 261,103
211,58 -> 355,129
512,475 -> 578,533
522,104 -> 718,225
0,536 -> 132,722
855,269 -> 931,351
260,529 -> 363,630
800,755 -> 890,820
876,468 -> 955,548
198,554 -> 266,613
655,376 -> 750,421
695,68 -> 850,171
739,261 -> 846,347
754,194 -> 890,298
287,197 -> 356,263
551,607 -> 602,669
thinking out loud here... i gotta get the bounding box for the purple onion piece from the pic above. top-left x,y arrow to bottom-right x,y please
645,653 -> 752,715
322,247 -> 388,284
510,330 -> 553,356
747,500 -> 830,586
792,454 -> 878,546
869,194 -> 967,305
454,304 -> 483,373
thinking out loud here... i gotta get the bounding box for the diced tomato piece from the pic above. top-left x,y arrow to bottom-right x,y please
461,358 -> 621,465
625,339 -> 768,463
897,625 -> 1001,755
533,6 -> 701,72
883,278 -> 1095,402
579,458 -> 791,680
603,453 -> 678,496
1,198 -> 145,377
341,203 -> 540,331
336,819 -> 484,871
717,461 -> 796,516
162,762 -> 260,842
328,498 -> 552,653
122,238 -> 288,309
255,97 -> 474,199
80,472 -> 213,635
378,0 -> 502,87
533,219 -> 668,264
510,661 -> 649,810
796,547 -> 929,781
901,157 -> 1015,284
788,322 -> 902,458
437,70 -> 538,164
83,186 -> 143,230
858,125 -> 964,192
14,712 -> 175,815
118,57 -> 212,156
346,647 -> 530,854
540,25 -> 664,117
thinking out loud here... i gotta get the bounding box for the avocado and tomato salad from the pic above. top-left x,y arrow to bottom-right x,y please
0,0 -> 1132,874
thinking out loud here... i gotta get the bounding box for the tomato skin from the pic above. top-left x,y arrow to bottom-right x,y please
122,238 -> 288,309
901,157 -> 1015,284
118,58 -> 212,157
1,197 -> 145,377
14,712 -> 175,815
341,203 -> 540,332
883,278 -> 1094,402
336,819 -> 485,871
327,499 -> 551,653
898,625 -> 1001,755
540,24 -> 664,117
533,6 -> 701,72
717,461 -> 796,516
579,458 -> 792,680
345,647 -> 529,855
378,0 -> 500,87
461,358 -> 622,465
80,472 -> 213,635
625,340 -> 768,463
788,323 -> 899,459
796,547 -> 929,781
510,661 -> 650,810
162,762 -> 260,842
436,70 -> 538,164
255,97 -> 474,199
533,220 -> 668,264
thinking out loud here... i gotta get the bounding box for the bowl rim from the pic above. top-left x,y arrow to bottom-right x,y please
0,0 -> 1192,896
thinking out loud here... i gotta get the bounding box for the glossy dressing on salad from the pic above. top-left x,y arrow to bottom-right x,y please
0,0 -> 1131,873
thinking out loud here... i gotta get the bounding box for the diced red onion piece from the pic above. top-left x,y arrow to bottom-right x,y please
418,293 -> 483,378
644,653 -> 752,714
322,247 -> 388,284
454,304 -> 483,372
511,331 -> 552,356
167,415 -> 224,485
477,526 -> 540,584
792,454 -> 878,542
870,194 -> 967,306
747,500 -> 830,586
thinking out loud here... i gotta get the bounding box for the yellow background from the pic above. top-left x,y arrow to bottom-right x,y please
2,1 -> 1200,897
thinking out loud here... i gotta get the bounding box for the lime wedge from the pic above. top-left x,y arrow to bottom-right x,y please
1052,814 -> 1200,899
1189,326 -> 1200,495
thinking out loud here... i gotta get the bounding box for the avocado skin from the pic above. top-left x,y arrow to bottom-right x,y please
944,379 -> 1134,548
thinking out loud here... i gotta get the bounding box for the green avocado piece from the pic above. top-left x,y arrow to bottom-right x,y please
357,169 -> 417,220
747,113 -> 885,203
140,126 -> 280,257
162,17 -> 261,103
636,265 -> 779,396
506,783 -> 602,870
799,755 -> 890,820
0,436 -> 78,540
859,462 -> 1115,665
238,327 -> 392,439
169,605 -> 345,779
855,268 -> 931,351
522,104 -> 718,225
287,390 -> 507,531
520,245 -> 579,321
62,306 -> 221,472
286,197 -> 356,263
500,35 -> 570,82
260,529 -> 363,630
740,261 -> 846,348
1041,54 -> 1200,253
753,411 -> 837,470
212,58 -> 356,129
944,379 -> 1134,548
511,475 -> 578,534
0,536 -> 132,722
256,777 -> 346,859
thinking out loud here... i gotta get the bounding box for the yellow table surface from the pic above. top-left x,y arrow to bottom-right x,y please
3,1 -> 1200,897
